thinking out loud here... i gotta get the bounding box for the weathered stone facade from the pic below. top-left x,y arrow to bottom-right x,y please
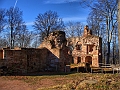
39,31 -> 72,72
0,31 -> 72,74
68,25 -> 102,67
0,26 -> 102,74
0,47 -> 49,74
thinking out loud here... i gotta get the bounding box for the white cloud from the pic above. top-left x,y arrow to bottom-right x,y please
63,16 -> 87,22
44,0 -> 80,4
25,17 -> 87,26
26,21 -> 34,26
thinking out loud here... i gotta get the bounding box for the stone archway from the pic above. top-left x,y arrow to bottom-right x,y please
85,56 -> 92,65
77,57 -> 81,64
73,57 -> 81,64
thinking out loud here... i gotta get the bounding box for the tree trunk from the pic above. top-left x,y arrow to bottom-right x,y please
107,42 -> 110,64
118,0 -> 120,64
10,25 -> 14,49
113,41 -> 115,64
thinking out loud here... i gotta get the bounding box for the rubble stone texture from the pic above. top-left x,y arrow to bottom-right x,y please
0,31 -> 72,74
68,25 -> 102,67
0,26 -> 102,74
39,31 -> 72,72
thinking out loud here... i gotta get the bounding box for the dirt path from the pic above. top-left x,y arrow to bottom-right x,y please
0,76 -> 65,90
0,73 -> 119,90
0,78 -> 33,90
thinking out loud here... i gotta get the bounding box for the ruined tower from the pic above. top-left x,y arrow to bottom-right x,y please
68,25 -> 102,67
39,31 -> 72,72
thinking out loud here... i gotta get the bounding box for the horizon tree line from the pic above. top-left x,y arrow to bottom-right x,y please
0,6 -> 84,48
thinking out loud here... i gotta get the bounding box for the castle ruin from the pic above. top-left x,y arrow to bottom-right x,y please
0,25 -> 102,74
68,25 -> 102,67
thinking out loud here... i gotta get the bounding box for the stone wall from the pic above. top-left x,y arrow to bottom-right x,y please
68,25 -> 102,67
39,31 -> 72,72
0,27 -> 102,74
0,50 -> 3,59
0,31 -> 72,74
0,48 -> 49,74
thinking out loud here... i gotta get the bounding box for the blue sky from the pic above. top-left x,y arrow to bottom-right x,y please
0,0 -> 90,30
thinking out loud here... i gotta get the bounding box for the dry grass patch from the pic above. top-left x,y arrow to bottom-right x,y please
0,73 -> 120,90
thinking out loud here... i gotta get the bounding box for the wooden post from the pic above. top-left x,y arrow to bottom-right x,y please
77,66 -> 79,72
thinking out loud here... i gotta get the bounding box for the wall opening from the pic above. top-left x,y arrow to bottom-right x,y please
77,57 -> 81,64
75,44 -> 82,50
85,56 -> 92,64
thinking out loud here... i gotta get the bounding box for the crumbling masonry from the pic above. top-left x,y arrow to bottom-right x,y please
68,25 -> 102,67
0,31 -> 72,74
0,25 -> 102,74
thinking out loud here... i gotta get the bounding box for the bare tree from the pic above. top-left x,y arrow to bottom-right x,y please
87,10 -> 106,37
65,21 -> 84,38
86,0 -> 117,64
6,7 -> 23,49
0,37 -> 9,48
81,0 -> 120,65
15,22 -> 34,48
65,21 -> 75,38
31,30 -> 41,48
33,10 -> 65,41
112,24 -> 118,64
0,8 -> 6,32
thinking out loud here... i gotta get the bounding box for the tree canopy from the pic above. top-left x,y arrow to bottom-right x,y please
33,10 -> 65,42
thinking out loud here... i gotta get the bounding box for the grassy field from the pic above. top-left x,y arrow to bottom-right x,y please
1,72 -> 120,90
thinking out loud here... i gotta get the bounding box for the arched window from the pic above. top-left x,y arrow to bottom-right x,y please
68,41 -> 74,51
77,57 -> 81,64
85,56 -> 92,64
75,44 -> 82,50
